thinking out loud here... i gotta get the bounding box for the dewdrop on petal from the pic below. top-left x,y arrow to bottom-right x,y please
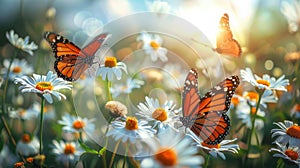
105,101 -> 128,118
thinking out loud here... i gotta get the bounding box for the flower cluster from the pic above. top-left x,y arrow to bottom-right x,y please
270,120 -> 300,166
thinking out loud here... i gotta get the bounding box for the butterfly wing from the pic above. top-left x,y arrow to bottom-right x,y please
198,75 -> 240,114
70,33 -> 110,81
192,111 -> 230,145
182,68 -> 201,119
216,13 -> 242,57
44,32 -> 109,81
193,75 -> 239,144
181,68 -> 240,145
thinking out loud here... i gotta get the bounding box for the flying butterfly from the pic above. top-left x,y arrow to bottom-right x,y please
215,13 -> 242,57
192,13 -> 242,57
180,68 -> 239,145
44,32 -> 110,81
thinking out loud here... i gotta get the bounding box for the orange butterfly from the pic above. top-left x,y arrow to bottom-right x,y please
180,68 -> 239,145
44,32 -> 110,81
192,13 -> 242,57
215,13 -> 242,57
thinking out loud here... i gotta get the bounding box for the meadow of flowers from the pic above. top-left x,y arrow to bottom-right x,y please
0,0 -> 300,168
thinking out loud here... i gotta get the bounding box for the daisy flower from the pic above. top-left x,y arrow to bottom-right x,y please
269,142 -> 300,166
137,96 -> 180,131
140,127 -> 204,168
106,116 -> 156,144
243,91 -> 278,108
190,131 -> 239,160
2,59 -> 33,80
137,31 -> 168,62
97,56 -> 127,81
51,140 -> 83,166
110,78 -> 144,97
58,113 -> 96,137
240,67 -> 289,95
281,0 -> 300,33
6,30 -> 38,56
14,71 -> 72,104
9,107 -> 39,120
16,134 -> 40,156
271,120 -> 300,147
240,68 -> 288,91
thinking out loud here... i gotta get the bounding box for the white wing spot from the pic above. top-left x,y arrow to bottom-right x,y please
215,86 -> 221,90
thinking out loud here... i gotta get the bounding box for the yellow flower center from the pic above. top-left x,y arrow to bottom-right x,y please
26,157 -> 34,163
64,143 -> 76,155
245,92 -> 259,102
256,79 -> 270,87
150,41 -> 160,50
152,108 -> 168,122
72,120 -> 85,130
125,116 -> 138,130
104,56 -> 117,68
286,125 -> 300,139
201,142 -> 221,149
154,147 -> 177,166
35,82 -> 53,91
22,134 -> 31,143
12,66 -> 22,73
231,97 -> 239,106
285,149 -> 299,160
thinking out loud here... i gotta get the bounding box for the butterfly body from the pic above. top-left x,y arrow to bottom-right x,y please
44,32 -> 110,81
181,68 -> 239,145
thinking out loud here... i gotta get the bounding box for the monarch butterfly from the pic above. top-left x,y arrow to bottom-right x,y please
215,13 -> 242,57
180,68 -> 239,145
44,32 -> 110,81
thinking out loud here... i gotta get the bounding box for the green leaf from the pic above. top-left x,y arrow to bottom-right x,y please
99,147 -> 106,155
78,139 -> 99,154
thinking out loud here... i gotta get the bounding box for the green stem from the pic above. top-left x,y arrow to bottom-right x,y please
101,117 -> 113,168
39,97 -> 45,155
276,158 -> 285,168
204,154 -> 210,168
244,90 -> 264,165
122,143 -> 130,168
2,52 -> 17,115
105,79 -> 113,101
0,116 -> 26,162
109,140 -> 121,168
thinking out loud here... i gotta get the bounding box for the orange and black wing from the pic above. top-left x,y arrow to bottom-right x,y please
192,111 -> 230,145
182,68 -> 201,118
216,13 -> 242,57
197,75 -> 240,114
193,75 -> 239,145
44,32 -> 109,81
181,68 -> 240,145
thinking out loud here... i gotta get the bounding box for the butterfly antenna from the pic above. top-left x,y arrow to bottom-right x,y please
191,38 -> 215,51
